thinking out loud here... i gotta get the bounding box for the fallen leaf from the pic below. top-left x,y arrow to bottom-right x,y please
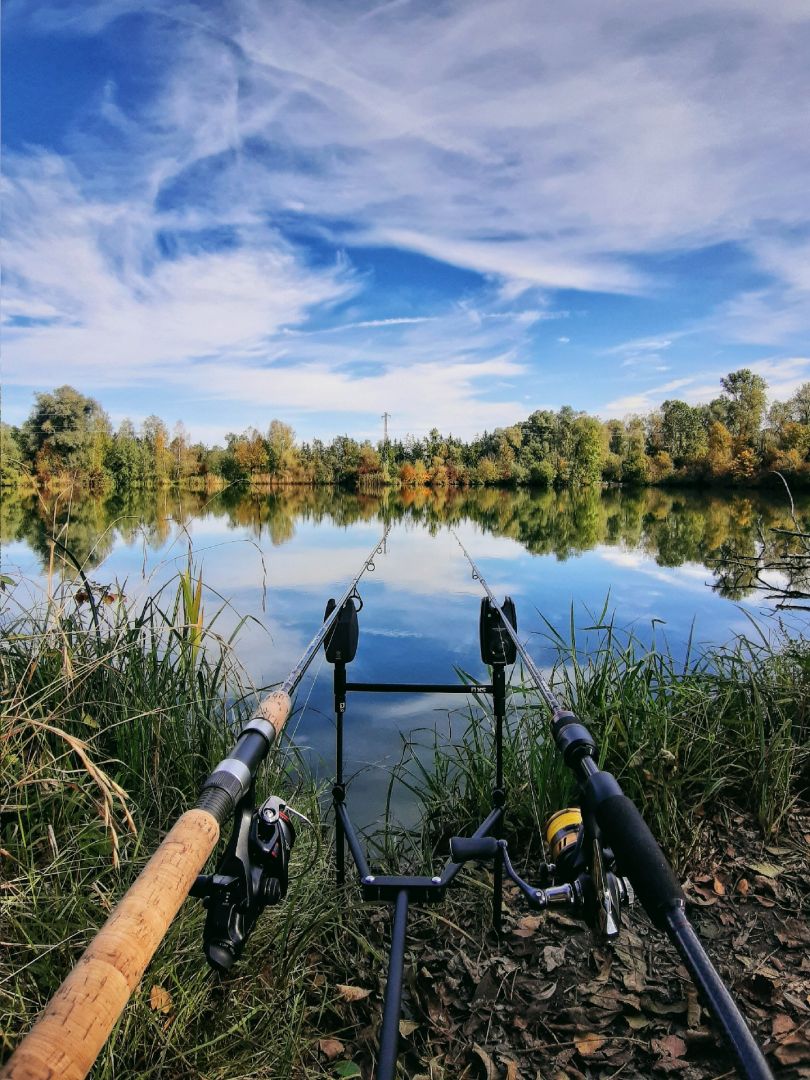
774,1030 -> 810,1068
318,1039 -> 344,1061
622,968 -> 646,993
658,1035 -> 687,1058
472,1043 -> 499,1079
503,1057 -> 519,1079
516,911 -> 542,937
399,1019 -> 419,1037
333,1064 -> 362,1078
336,984 -> 371,1002
149,985 -> 172,1014
736,877 -> 750,895
775,918 -> 810,948
772,1014 -> 795,1037
513,915 -> 542,938
712,876 -> 726,896
543,944 -> 566,972
626,1015 -> 651,1030
747,861 -> 780,879
640,995 -> 688,1017
688,882 -> 719,906
575,1033 -> 606,1057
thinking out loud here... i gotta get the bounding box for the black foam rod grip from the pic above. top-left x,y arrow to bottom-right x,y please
449,836 -> 498,862
584,772 -> 686,930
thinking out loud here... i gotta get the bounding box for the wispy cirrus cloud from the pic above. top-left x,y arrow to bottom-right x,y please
2,149 -> 535,437
603,377 -> 696,416
602,359 -> 810,417
3,0 -> 810,436
2,151 -> 357,372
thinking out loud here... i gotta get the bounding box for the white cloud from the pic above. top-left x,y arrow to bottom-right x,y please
601,359 -> 810,417
140,0 -> 810,298
2,151 -> 356,383
4,0 -> 810,423
697,232 -> 810,350
603,376 -> 695,415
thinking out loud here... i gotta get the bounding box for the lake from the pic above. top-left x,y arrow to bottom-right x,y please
1,484 -> 805,824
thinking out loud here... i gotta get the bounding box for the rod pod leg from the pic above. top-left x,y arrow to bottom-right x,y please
376,890 -> 409,1080
491,663 -> 506,933
334,661 -> 347,887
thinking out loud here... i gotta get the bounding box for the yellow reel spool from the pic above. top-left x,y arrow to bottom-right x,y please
545,807 -> 582,861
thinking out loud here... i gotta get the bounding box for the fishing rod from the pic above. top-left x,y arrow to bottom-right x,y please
450,528 -> 773,1080
2,525 -> 391,1080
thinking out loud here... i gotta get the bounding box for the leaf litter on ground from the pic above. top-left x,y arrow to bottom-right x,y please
299,807 -> 809,1078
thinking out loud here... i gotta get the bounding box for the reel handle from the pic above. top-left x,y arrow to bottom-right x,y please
449,836 -> 499,862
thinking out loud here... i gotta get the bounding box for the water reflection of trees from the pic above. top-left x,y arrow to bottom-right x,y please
3,485 -> 807,601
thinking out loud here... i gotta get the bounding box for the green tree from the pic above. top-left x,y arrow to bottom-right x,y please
107,419 -> 142,488
787,382 -> 810,425
0,423 -> 26,487
718,369 -> 767,444
706,421 -> 733,477
231,428 -> 268,479
661,400 -> 708,464
170,422 -> 195,482
476,456 -> 499,485
569,416 -> 603,485
142,415 -> 173,484
621,446 -> 649,485
267,420 -> 297,477
621,417 -> 649,485
23,385 -> 111,482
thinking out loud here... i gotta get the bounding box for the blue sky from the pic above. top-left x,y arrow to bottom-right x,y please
3,0 -> 809,444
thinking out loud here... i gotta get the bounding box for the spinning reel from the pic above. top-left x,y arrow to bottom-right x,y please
191,792 -> 310,972
451,805 -> 634,942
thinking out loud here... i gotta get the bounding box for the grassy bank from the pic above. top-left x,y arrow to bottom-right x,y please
0,565 -> 371,1078
401,614 -> 810,870
2,570 -> 808,1077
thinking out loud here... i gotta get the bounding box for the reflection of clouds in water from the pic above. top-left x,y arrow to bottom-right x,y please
159,520 -> 527,602
597,546 -> 711,594
596,544 -> 778,617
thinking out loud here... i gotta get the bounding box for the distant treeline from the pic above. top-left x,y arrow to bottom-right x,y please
3,370 -> 810,492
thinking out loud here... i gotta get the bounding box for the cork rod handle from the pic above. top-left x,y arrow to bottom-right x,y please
255,689 -> 292,737
2,809 -> 220,1080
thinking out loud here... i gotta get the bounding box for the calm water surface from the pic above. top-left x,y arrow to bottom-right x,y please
2,486 -> 805,823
